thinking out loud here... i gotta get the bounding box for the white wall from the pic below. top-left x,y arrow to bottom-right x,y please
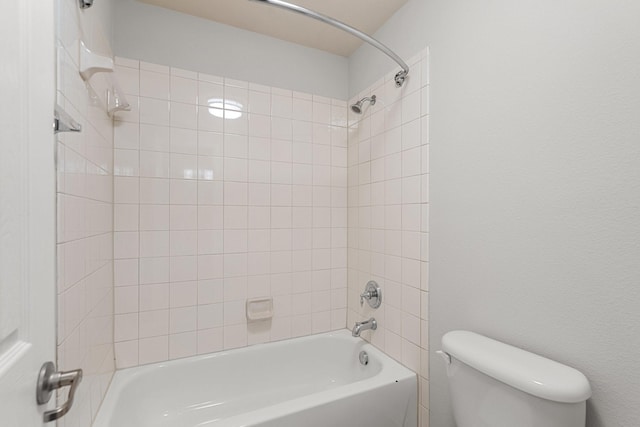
424,1 -> 640,427
112,0 -> 348,99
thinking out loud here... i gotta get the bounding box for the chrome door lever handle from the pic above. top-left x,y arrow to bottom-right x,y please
36,361 -> 83,422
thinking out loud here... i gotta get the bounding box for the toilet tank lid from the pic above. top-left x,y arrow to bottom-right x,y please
442,331 -> 591,403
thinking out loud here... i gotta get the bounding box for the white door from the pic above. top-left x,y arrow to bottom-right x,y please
0,0 -> 57,426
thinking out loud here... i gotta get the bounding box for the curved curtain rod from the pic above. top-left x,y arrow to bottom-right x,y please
249,0 -> 409,88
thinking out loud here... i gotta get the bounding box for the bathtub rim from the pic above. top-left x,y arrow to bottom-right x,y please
93,329 -> 417,427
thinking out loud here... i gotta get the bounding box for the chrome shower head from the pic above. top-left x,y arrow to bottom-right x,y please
351,95 -> 376,114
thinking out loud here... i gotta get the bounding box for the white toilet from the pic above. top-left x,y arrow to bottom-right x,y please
439,331 -> 592,427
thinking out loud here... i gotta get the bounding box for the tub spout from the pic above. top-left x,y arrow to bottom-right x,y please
352,318 -> 377,337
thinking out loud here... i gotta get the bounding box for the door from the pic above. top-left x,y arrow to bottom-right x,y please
0,0 -> 57,426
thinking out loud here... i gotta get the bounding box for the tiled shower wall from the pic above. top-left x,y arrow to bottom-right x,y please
55,0 -> 115,424
347,49 -> 430,426
112,59 -> 349,368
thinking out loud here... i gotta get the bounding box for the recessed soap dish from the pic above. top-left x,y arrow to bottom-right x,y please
246,297 -> 273,321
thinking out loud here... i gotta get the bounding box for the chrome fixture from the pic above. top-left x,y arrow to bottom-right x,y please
54,106 -> 82,134
36,361 -> 83,422
360,280 -> 382,309
250,0 -> 409,87
359,350 -> 369,365
352,317 -> 377,337
351,95 -> 376,114
79,0 -> 93,9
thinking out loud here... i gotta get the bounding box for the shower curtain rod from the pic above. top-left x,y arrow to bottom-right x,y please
249,0 -> 409,88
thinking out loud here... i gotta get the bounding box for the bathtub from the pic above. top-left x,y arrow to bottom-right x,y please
93,330 -> 417,427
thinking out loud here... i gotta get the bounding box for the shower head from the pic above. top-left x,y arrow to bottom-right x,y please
351,95 -> 376,114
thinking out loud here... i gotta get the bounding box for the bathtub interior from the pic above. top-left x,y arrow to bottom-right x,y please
96,332 -> 414,427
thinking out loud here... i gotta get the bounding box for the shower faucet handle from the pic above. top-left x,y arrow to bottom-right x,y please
360,281 -> 382,309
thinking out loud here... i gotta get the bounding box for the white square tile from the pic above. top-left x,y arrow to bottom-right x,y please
198,205 -> 223,229
140,70 -> 170,100
198,131 -> 224,156
140,284 -> 169,311
139,309 -> 169,338
197,156 -> 223,181
171,75 -> 198,104
115,177 -> 139,204
115,341 -> 138,369
140,151 -> 170,178
169,281 -> 198,308
140,124 -> 170,152
224,182 -> 248,206
169,307 -> 197,334
139,97 -> 169,126
224,229 -> 248,253
292,98 -> 312,122
170,230 -> 198,256
139,336 -> 169,365
140,257 -> 170,284
140,204 -> 169,231
140,178 -> 169,204
140,231 -> 169,257
169,332 -> 197,360
271,94 -> 292,118
248,229 -> 270,252
114,231 -> 138,259
170,179 -> 197,204
198,230 -> 223,254
197,255 -> 223,280
248,90 -> 271,115
114,122 -> 139,150
197,303 -> 223,329
198,106 -> 224,132
198,280 -> 223,305
115,286 -> 138,314
223,323 -> 247,350
115,204 -> 139,231
115,259 -> 138,287
198,81 -> 223,105
197,181 -> 223,205
224,133 -> 248,158
115,65 -> 140,96
224,301 -> 247,327
171,103 -> 198,130
197,327 -> 223,354
170,153 -> 198,180
224,158 -> 247,182
248,114 -> 270,138
170,256 -> 198,282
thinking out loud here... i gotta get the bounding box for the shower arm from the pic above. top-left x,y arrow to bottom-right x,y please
249,0 -> 409,87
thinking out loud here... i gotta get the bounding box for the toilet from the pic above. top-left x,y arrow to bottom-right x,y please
439,331 -> 592,427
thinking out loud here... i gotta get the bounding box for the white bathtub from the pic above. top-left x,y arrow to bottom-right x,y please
93,330 -> 417,427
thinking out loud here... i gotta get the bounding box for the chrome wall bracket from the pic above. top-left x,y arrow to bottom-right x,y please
79,0 -> 94,9
395,70 -> 409,88
54,107 -> 82,134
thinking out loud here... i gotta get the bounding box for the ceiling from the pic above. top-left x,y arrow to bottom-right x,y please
138,0 -> 408,57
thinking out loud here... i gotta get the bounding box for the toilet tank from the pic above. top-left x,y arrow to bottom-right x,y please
440,331 -> 591,427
